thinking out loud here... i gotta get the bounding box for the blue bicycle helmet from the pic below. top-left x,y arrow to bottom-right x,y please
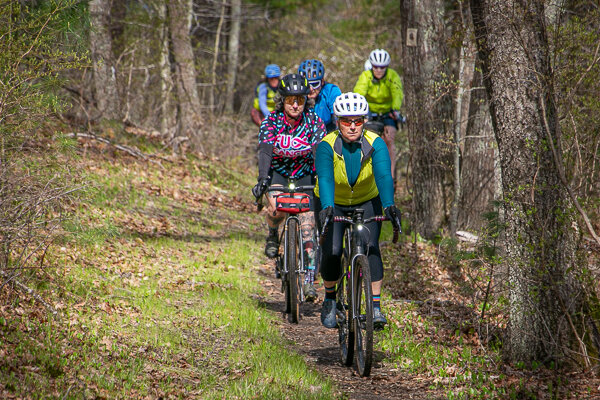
264,64 -> 281,78
278,74 -> 310,96
298,59 -> 325,81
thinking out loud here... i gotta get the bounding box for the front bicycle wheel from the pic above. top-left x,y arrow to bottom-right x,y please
337,250 -> 354,366
286,219 -> 300,323
354,254 -> 373,377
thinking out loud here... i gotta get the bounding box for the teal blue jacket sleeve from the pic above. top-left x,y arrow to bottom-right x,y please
315,140 -> 335,209
371,137 -> 395,208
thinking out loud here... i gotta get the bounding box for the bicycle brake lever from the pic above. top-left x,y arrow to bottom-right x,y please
318,216 -> 333,245
392,228 -> 399,244
254,194 -> 264,212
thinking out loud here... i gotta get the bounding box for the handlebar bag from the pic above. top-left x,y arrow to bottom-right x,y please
275,193 -> 311,213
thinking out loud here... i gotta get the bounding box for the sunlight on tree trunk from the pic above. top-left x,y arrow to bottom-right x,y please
471,0 -> 579,365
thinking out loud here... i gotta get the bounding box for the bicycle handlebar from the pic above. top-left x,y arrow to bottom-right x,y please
319,214 -> 399,245
254,184 -> 315,212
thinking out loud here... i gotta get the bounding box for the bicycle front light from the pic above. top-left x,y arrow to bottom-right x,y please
289,183 -> 296,190
357,224 -> 364,231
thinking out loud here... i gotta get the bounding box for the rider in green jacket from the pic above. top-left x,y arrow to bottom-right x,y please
353,49 -> 404,185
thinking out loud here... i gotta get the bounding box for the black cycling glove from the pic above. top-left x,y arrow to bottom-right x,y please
252,177 -> 269,199
319,206 -> 334,228
384,205 -> 402,233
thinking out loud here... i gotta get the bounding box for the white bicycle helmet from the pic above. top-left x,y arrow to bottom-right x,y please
369,49 -> 391,67
333,92 -> 369,117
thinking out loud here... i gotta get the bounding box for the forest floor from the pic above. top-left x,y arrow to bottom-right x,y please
1,130 -> 599,399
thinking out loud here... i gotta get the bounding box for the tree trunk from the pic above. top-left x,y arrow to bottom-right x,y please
470,0 -> 578,365
168,0 -> 202,151
158,2 -> 173,139
210,0 -> 226,113
459,67 -> 497,231
450,2 -> 477,236
224,0 -> 241,113
89,0 -> 120,120
401,0 -> 453,239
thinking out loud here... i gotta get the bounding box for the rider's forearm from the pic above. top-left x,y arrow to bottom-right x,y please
372,138 -> 395,208
257,143 -> 273,180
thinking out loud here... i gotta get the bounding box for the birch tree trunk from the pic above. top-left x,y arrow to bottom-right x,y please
89,0 -> 120,120
168,0 -> 202,151
470,0 -> 578,365
401,0 -> 453,239
224,0 -> 241,113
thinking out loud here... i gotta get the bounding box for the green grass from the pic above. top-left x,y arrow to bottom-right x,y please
0,144 -> 339,399
376,303 -> 506,399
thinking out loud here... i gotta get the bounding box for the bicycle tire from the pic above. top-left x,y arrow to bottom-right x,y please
277,254 -> 290,314
337,248 -> 354,366
286,219 -> 300,323
354,254 -> 373,377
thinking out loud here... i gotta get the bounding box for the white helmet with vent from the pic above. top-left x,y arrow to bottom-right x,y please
333,92 -> 369,117
369,48 -> 391,67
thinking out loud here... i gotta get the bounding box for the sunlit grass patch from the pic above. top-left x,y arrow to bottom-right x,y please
377,301 -> 505,399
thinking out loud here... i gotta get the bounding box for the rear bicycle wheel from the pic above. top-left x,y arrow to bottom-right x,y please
337,251 -> 354,366
286,219 -> 300,323
354,254 -> 373,377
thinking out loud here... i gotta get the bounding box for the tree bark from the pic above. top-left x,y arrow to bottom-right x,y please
401,0 -> 453,239
157,2 -> 173,139
470,0 -> 578,365
450,2 -> 477,236
168,0 -> 202,151
89,0 -> 120,120
224,0 -> 241,113
459,67 -> 498,231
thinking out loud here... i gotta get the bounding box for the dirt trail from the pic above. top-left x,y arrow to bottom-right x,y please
257,264 -> 445,400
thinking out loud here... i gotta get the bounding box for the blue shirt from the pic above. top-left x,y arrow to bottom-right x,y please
315,134 -> 395,208
313,82 -> 342,132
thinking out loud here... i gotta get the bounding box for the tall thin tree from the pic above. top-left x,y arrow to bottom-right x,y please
224,0 -> 241,113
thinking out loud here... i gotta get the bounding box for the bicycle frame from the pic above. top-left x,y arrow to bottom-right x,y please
255,178 -> 316,321
281,214 -> 306,297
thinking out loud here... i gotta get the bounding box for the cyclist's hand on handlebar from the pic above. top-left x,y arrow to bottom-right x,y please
252,177 -> 269,199
391,110 -> 407,124
319,206 -> 334,227
384,205 -> 402,234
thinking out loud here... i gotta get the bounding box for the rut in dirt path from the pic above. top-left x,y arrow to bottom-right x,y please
254,263 -> 445,400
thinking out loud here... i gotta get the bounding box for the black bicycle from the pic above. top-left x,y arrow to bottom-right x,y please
321,208 -> 398,377
364,111 -> 405,135
256,179 -> 315,323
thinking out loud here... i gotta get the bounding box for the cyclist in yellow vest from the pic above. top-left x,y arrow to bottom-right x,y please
314,92 -> 402,330
251,64 -> 281,126
353,49 -> 404,184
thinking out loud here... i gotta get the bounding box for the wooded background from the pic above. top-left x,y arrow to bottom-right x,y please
2,0 -> 600,370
